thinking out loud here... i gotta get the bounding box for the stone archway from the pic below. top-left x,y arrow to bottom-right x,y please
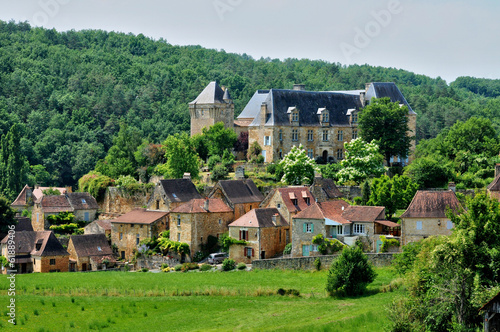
322,150 -> 328,162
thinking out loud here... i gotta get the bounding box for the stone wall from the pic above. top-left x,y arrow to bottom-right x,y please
337,186 -> 362,200
252,253 -> 394,270
101,187 -> 153,215
136,255 -> 180,270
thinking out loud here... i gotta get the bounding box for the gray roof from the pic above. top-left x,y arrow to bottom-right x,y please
159,179 -> 202,203
70,234 -> 113,257
212,179 -> 264,204
14,217 -> 34,232
1,231 -> 68,257
237,90 -> 270,119
365,82 -> 416,115
189,81 -> 228,105
66,192 -> 99,210
250,89 -> 363,127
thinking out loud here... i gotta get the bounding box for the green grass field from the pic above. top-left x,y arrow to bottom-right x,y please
0,267 -> 403,331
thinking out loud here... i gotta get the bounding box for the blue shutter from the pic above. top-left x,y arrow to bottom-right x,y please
303,223 -> 306,233
311,223 -> 314,233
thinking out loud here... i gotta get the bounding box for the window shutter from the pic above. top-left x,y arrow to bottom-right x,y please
243,247 -> 246,256
251,248 -> 254,257
239,230 -> 242,240
303,223 -> 306,233
311,223 -> 314,232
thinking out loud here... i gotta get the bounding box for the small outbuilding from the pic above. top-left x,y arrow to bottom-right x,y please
480,291 -> 500,332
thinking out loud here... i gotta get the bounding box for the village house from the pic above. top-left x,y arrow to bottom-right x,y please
84,219 -> 112,238
67,234 -> 115,272
260,187 -> 315,231
308,176 -> 343,202
31,192 -> 99,231
147,178 -> 202,212
487,163 -> 500,201
208,179 -> 264,220
190,82 -> 417,164
169,198 -> 234,258
1,231 -> 69,274
10,184 -> 70,215
228,208 -> 289,263
400,190 -> 462,245
292,201 -> 400,255
480,291 -> 500,332
110,208 -> 168,260
13,216 -> 34,232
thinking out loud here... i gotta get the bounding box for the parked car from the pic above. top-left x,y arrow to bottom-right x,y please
208,252 -> 228,264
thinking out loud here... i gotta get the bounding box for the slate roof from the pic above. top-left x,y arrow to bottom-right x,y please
309,177 -> 343,199
69,234 -> 113,257
11,185 -> 34,207
487,174 -> 500,191
159,179 -> 202,203
229,208 -> 288,228
237,90 -> 270,119
250,89 -> 364,127
39,195 -> 73,213
400,190 -> 462,219
214,179 -> 264,205
66,192 -> 99,210
365,82 -> 416,115
14,217 -> 34,232
189,81 -> 228,105
1,231 -> 68,257
110,209 -> 169,225
342,206 -> 386,222
275,187 -> 315,213
171,198 -> 232,214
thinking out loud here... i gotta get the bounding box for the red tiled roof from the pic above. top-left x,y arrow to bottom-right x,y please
110,209 -> 168,224
488,174 -> 500,191
229,208 -> 288,228
11,185 -> 33,207
277,187 -> 315,213
171,199 -> 232,214
33,187 -> 67,200
40,195 -> 73,213
294,200 -> 351,224
375,220 -> 401,228
400,190 -> 462,219
342,206 -> 385,222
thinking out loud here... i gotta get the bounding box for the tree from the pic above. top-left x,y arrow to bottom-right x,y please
326,245 -> 376,296
403,156 -> 451,189
247,141 -> 262,161
358,97 -> 413,167
0,196 -> 16,235
201,122 -> 237,158
367,174 -> 418,218
337,138 -> 386,185
279,145 -> 318,185
0,124 -> 29,200
155,133 -> 200,179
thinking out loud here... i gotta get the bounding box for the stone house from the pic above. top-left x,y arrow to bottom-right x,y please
84,220 -> 112,237
191,82 -> 416,164
487,164 -> 500,201
400,190 -> 462,245
480,291 -> 500,332
67,234 -> 115,272
1,231 -> 69,274
110,209 -> 169,260
169,198 -> 234,258
208,179 -> 264,220
260,187 -> 315,231
31,193 -> 99,231
228,208 -> 289,263
147,178 -> 202,212
308,176 -> 343,202
11,184 -> 70,215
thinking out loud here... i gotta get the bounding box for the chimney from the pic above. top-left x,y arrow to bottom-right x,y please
359,91 -> 366,107
260,102 -> 267,126
235,166 -> 245,180
365,83 -> 371,91
448,182 -> 456,193
183,173 -> 191,180
272,213 -> 278,225
293,84 -> 305,91
204,198 -> 209,212
495,163 -> 500,178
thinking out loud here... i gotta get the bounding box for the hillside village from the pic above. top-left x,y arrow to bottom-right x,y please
3,81 -> 498,276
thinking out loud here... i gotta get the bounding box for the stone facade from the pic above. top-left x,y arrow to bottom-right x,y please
170,210 -> 234,257
101,186 -> 152,215
401,217 -> 453,245
32,255 -> 69,273
291,217 -> 326,257
209,187 -> 260,220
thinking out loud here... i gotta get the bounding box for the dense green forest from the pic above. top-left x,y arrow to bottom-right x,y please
0,20 -> 499,191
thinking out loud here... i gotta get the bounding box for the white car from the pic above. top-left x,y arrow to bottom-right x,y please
208,253 -> 228,264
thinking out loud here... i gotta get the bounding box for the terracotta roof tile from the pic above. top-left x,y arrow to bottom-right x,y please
70,234 -> 113,257
40,195 -> 73,213
66,192 -> 99,210
294,200 -> 351,224
342,206 -> 385,222
110,209 -> 169,225
229,208 -> 288,228
11,185 -> 34,207
276,187 -> 314,213
1,231 -> 68,257
171,198 -> 232,214
400,190 -> 462,219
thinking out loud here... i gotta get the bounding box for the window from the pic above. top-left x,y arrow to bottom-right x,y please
50,259 -> 56,265
136,234 -> 140,245
177,215 -> 181,226
177,233 -> 181,241
338,130 -> 343,141
279,129 -> 283,141
353,224 -> 365,234
219,218 -> 222,225
292,199 -> 298,206
322,112 -> 329,123
322,130 -> 328,141
307,149 -> 313,159
352,113 -> 358,124
84,212 -> 90,222
119,233 -> 123,241
292,112 -> 299,122
245,247 -> 253,257
277,203 -> 281,209
336,149 -> 343,160
292,129 -> 298,141
352,129 -> 358,139
336,225 -> 343,235
304,197 -> 310,205
416,221 -> 423,230
312,244 -> 319,252
279,149 -> 283,159
264,136 -> 271,146
307,130 -> 313,141
97,246 -> 102,252
446,221 -> 453,229
304,223 -> 313,233
156,200 -> 160,210
240,230 -> 248,241
279,230 -> 282,243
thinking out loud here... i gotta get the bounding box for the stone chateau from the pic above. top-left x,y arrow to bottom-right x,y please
190,82 -> 417,164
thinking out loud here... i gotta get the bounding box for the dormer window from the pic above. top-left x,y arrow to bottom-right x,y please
288,106 -> 299,124
347,109 -> 357,125
317,108 -> 329,126
322,112 -> 329,123
352,113 -> 358,124
292,112 -> 298,121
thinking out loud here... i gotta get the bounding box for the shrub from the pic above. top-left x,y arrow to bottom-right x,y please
326,246 -> 376,296
192,251 -> 205,263
174,264 -> 183,272
210,164 -> 229,182
78,171 -> 114,201
237,262 -> 247,270
277,288 -> 300,297
380,236 -> 400,253
140,268 -> 148,272
283,243 -> 292,255
162,267 -> 171,272
222,258 -> 236,271
313,257 -> 321,271
200,263 -> 212,272
161,263 -> 169,270
207,155 -> 221,171
181,262 -> 199,272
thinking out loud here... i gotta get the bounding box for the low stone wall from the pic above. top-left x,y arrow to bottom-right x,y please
252,253 -> 394,270
135,255 -> 180,270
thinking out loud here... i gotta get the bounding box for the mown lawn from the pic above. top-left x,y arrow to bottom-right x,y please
0,267 -> 403,331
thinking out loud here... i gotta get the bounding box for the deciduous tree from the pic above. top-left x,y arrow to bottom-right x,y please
337,138 -> 386,185
279,145 -> 318,185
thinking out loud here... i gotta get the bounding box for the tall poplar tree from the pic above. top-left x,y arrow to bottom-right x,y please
0,124 -> 28,201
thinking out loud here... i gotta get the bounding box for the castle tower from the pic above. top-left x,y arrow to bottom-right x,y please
189,81 -> 234,136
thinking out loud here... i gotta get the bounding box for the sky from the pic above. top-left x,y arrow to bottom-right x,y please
0,0 -> 498,84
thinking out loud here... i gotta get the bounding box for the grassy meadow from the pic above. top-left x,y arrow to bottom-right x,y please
0,267 -> 403,331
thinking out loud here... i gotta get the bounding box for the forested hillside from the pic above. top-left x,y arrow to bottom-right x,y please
0,20 -> 499,189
